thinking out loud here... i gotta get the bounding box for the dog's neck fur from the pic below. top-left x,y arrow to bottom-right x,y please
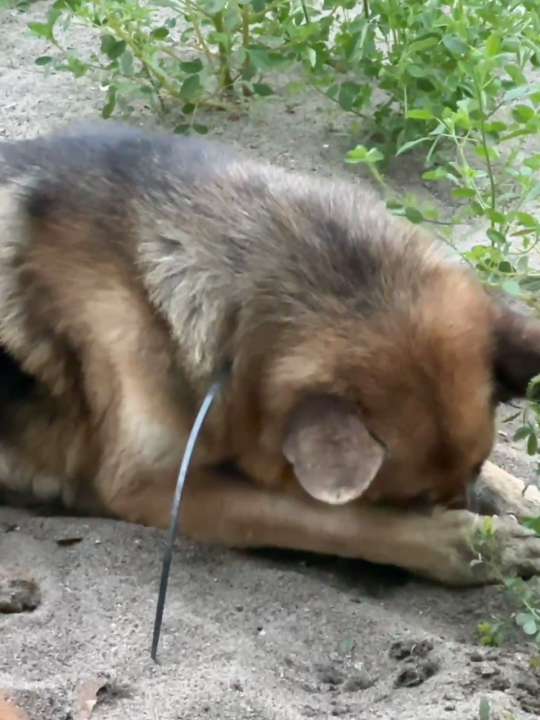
135,162 -> 444,385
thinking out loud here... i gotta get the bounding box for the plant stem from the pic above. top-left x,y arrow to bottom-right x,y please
239,2 -> 253,97
97,20 -> 180,102
471,67 -> 497,218
183,0 -> 214,63
142,62 -> 166,113
309,81 -> 368,120
242,2 -> 250,47
300,0 -> 310,24
212,11 -> 234,90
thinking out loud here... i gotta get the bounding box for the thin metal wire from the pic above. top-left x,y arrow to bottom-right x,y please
151,373 -> 225,661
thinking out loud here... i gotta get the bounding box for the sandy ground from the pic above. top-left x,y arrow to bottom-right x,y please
2,4 -> 540,719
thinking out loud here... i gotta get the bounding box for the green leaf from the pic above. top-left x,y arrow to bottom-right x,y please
338,81 -> 361,112
452,188 -> 476,199
405,207 -> 424,224
406,108 -> 435,120
174,123 -> 190,135
408,36 -> 439,53
485,34 -> 500,57
525,155 -> 540,171
66,56 -> 89,78
479,696 -> 491,720
514,427 -> 532,442
35,56 -> 53,66
406,65 -> 426,78
252,82 -> 274,97
396,137 -> 430,156
442,35 -> 469,56
485,209 -> 506,224
528,432 -> 538,456
241,62 -> 257,82
511,104 -> 535,124
502,280 -> 521,297
423,167 -> 448,181
247,47 -> 277,72
151,26 -> 169,39
180,59 -> 204,73
485,121 -> 507,134
193,123 -> 208,135
101,87 -> 117,119
179,74 -> 201,100
28,21 -> 55,41
505,64 -> 527,86
345,146 -> 384,165
119,49 -> 134,76
527,376 -> 540,402
521,515 -> 540,537
516,612 -> 533,627
515,212 -> 537,228
365,149 -> 384,163
486,228 -> 506,245
345,145 -> 369,163
523,620 -> 538,636
201,0 -> 227,12
100,35 -> 126,61
526,183 -> 540,202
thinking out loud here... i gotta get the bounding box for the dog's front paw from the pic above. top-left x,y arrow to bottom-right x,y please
472,514 -> 540,582
412,509 -> 540,586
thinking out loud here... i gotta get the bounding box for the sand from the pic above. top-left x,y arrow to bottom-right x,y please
2,3 -> 540,718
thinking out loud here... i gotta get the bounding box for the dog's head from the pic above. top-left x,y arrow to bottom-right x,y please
262,265 -> 540,509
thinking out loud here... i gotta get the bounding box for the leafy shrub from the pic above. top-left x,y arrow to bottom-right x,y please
27,0 -> 320,130
27,0 -> 540,143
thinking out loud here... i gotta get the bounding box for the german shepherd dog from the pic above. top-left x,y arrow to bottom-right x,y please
1,122 -> 540,586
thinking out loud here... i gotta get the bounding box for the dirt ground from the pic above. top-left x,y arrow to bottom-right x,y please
2,4 -> 540,719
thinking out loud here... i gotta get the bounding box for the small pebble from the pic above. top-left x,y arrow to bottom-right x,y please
0,576 -> 41,613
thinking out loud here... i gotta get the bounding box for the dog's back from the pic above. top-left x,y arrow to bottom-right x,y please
0,121 -> 447,378
0,122 -> 523,518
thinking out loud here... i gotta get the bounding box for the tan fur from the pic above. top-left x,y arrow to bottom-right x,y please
1,123 -> 540,586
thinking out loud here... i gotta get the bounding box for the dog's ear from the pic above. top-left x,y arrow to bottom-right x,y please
283,394 -> 385,505
494,305 -> 540,402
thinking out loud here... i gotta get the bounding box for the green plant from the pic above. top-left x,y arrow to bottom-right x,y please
28,0 -> 540,143
27,0 -> 324,130
468,517 -> 540,650
315,0 -> 540,160
479,697 -> 491,720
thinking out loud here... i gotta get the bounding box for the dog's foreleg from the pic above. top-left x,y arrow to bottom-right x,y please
104,469 -> 540,586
